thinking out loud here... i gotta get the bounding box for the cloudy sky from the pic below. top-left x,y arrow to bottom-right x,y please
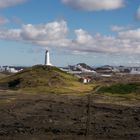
0,0 -> 140,66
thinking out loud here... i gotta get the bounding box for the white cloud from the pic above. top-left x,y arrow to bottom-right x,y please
136,6 -> 140,20
118,28 -> 140,40
0,28 -> 21,40
61,0 -> 124,11
74,29 -> 93,45
21,21 -> 71,47
0,20 -> 71,47
0,0 -> 26,8
111,25 -> 132,32
0,16 -> 9,25
0,20 -> 140,55
72,28 -> 140,54
21,21 -> 68,40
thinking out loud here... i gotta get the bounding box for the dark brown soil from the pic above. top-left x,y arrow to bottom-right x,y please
0,91 -> 140,140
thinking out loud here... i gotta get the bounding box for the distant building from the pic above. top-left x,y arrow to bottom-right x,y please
117,66 -> 131,73
0,66 -> 24,73
80,77 -> 92,84
130,67 -> 140,74
9,68 -> 18,73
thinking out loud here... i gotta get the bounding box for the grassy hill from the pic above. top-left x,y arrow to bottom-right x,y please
0,65 -> 92,94
98,82 -> 140,94
0,73 -> 8,79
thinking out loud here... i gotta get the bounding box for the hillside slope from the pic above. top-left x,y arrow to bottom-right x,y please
0,65 -> 92,93
0,73 -> 8,79
98,82 -> 140,95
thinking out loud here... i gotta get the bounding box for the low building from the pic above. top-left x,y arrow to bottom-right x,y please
130,67 -> 140,74
80,77 -> 92,84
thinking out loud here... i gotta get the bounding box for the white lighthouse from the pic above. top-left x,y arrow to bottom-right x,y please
45,50 -> 52,66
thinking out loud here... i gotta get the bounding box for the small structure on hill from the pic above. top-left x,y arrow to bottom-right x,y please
45,50 -> 52,66
80,77 -> 92,84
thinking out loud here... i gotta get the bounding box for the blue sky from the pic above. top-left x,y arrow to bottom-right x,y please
0,0 -> 140,66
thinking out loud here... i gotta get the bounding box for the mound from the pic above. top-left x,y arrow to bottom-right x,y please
0,65 -> 92,93
0,73 -> 9,79
98,83 -> 140,94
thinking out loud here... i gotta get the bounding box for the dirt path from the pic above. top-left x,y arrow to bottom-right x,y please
0,91 -> 140,140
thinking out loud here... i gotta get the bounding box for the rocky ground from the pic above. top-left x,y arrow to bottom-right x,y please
0,90 -> 140,140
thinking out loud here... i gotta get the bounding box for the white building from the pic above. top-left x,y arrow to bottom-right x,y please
9,68 -> 19,73
44,50 -> 52,66
80,77 -> 91,84
130,67 -> 140,74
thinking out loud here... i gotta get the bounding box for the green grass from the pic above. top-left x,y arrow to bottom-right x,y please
0,73 -> 8,79
98,83 -> 140,94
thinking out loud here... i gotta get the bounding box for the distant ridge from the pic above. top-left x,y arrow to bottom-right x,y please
77,63 -> 94,71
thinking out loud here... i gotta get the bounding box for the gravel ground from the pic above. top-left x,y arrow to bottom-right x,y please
0,91 -> 140,140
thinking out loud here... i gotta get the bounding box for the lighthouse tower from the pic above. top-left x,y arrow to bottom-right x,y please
45,50 -> 52,66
